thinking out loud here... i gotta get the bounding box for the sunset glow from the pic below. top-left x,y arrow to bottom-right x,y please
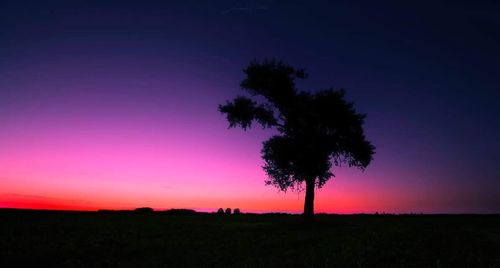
1,1 -> 499,214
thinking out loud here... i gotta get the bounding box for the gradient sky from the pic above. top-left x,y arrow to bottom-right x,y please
1,0 -> 499,213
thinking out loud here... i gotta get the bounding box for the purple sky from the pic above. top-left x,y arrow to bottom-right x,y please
1,0 -> 499,213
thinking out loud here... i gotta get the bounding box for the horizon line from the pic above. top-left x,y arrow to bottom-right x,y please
2,207 -> 499,216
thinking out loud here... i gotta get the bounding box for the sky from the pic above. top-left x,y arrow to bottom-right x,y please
1,0 -> 499,213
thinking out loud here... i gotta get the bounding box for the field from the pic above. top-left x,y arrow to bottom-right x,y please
1,210 -> 499,267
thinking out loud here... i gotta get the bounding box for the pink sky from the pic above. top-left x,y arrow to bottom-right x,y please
1,106 -> 487,214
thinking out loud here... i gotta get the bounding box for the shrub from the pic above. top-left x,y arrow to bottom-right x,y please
164,209 -> 197,215
134,207 -> 154,213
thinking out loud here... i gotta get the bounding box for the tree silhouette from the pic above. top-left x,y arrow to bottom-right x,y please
219,60 -> 375,221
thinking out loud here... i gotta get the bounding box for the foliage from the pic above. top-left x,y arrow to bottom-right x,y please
133,207 -> 154,213
220,60 -> 374,191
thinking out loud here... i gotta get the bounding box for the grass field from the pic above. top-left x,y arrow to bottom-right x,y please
1,209 -> 499,267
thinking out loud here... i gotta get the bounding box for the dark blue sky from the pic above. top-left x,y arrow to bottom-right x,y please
1,0 -> 499,212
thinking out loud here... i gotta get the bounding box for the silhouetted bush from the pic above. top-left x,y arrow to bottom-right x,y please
217,208 -> 224,214
134,207 -> 154,213
97,209 -> 112,213
164,209 -> 197,215
234,208 -> 241,214
225,208 -> 232,215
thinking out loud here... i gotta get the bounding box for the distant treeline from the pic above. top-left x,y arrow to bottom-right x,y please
98,207 -> 247,215
97,208 -> 202,215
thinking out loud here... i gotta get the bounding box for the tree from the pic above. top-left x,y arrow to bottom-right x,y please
219,60 -> 375,221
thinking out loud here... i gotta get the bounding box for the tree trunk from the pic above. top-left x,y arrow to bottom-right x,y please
303,178 -> 315,222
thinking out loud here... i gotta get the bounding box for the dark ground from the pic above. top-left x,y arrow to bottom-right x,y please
1,209 -> 499,267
